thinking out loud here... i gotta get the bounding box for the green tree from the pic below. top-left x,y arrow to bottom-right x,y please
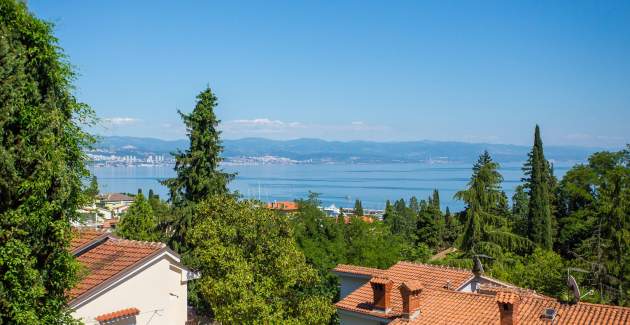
353,199 -> 364,216
116,193 -> 158,241
511,185 -> 529,236
455,152 -> 532,257
162,87 -> 234,251
85,175 -> 99,198
0,1 -> 93,322
186,195 -> 335,324
524,125 -> 554,249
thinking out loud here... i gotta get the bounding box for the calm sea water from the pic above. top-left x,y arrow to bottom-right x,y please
89,162 -> 572,211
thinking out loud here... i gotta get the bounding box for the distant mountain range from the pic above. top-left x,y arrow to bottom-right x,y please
92,136 -> 603,164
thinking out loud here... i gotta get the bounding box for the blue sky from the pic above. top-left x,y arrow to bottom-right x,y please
30,1 -> 630,147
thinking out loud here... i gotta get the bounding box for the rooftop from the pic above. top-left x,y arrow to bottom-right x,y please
335,261 -> 630,324
69,230 -> 166,302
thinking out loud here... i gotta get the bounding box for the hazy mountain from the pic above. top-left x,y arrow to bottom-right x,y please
93,136 -> 602,163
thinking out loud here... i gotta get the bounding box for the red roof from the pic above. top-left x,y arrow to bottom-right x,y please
333,264 -> 381,277
95,307 -> 140,322
335,261 -> 630,324
267,201 -> 299,211
69,237 -> 165,300
335,215 -> 376,225
99,193 -> 134,202
70,228 -> 109,252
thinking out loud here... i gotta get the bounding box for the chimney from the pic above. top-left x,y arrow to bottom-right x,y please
400,281 -> 423,320
496,292 -> 520,325
370,276 -> 393,313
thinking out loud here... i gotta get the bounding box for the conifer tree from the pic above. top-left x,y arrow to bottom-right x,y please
524,125 -> 553,249
162,87 -> 234,251
85,175 -> 99,198
455,152 -> 532,256
354,199 -> 364,216
116,193 -> 158,241
162,87 -> 234,205
0,1 -> 93,322
431,189 -> 441,210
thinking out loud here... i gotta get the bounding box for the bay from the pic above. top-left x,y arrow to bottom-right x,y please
89,162 -> 572,211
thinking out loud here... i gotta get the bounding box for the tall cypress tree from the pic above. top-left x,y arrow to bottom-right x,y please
0,1 -> 93,322
525,125 -> 553,249
354,199 -> 364,216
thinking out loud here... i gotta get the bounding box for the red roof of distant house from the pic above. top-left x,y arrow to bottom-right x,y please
335,261 -> 630,324
267,201 -> 299,211
99,193 -> 134,202
95,307 -> 140,322
69,237 -> 165,301
101,218 -> 119,229
336,215 -> 375,224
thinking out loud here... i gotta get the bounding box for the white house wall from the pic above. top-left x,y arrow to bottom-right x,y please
72,256 -> 187,325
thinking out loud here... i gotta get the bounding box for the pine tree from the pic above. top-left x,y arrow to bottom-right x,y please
525,125 -> 553,249
162,87 -> 234,205
162,87 -> 235,251
0,1 -> 94,322
354,199 -> 364,216
510,185 -> 528,236
455,152 -> 532,256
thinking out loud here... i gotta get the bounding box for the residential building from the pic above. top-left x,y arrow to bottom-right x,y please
267,201 -> 299,213
98,193 -> 135,207
333,261 -> 630,324
69,229 -> 192,324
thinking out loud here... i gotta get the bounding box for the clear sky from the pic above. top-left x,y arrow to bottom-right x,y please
30,1 -> 630,147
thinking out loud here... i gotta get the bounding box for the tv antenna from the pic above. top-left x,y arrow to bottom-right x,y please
567,268 -> 594,303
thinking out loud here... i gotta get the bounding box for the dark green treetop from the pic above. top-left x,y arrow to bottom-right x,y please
354,199 -> 364,216
525,125 -> 553,249
162,87 -> 234,205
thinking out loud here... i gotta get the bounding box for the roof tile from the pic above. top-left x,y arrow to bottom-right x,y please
95,307 -> 140,322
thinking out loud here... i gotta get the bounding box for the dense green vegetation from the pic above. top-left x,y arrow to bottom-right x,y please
115,193 -> 159,241
0,1 -> 93,323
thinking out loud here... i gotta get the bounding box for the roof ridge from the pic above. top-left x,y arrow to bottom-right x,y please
108,237 -> 165,248
397,261 -> 471,273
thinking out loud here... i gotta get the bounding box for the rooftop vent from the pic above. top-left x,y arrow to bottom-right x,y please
542,308 -> 557,321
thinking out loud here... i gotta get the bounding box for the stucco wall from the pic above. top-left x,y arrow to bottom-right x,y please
339,276 -> 371,300
339,311 -> 383,325
72,256 -> 188,325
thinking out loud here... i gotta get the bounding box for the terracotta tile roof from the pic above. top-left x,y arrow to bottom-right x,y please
336,261 -> 630,324
332,264 -> 381,277
336,216 -> 376,224
70,228 -> 109,252
95,307 -> 140,322
335,261 -> 474,320
99,193 -> 134,202
496,290 -> 520,304
267,201 -> 299,211
69,238 -> 165,300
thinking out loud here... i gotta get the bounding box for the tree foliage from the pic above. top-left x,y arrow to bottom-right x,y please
455,152 -> 532,256
524,125 -> 554,249
0,1 -> 92,322
186,195 -> 335,324
353,199 -> 364,216
116,193 -> 159,241
162,87 -> 234,252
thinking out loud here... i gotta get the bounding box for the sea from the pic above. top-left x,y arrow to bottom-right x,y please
89,162 -> 573,212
